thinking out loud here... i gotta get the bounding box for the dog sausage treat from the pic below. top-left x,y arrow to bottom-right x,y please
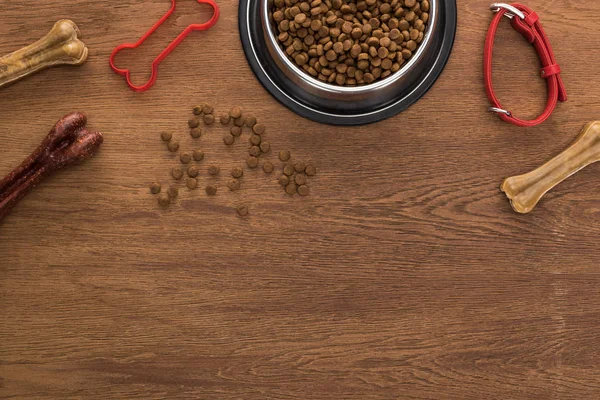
0,112 -> 103,222
0,20 -> 88,89
502,121 -> 600,214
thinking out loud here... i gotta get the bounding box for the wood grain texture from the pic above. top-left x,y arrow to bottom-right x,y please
1,0 -> 600,398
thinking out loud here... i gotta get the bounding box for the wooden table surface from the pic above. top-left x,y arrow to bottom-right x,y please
1,0 -> 600,398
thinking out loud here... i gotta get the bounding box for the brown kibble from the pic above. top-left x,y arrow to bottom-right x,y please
227,178 -> 241,191
260,141 -> 271,153
193,105 -> 204,115
231,126 -> 242,137
245,116 -> 257,127
279,150 -> 291,161
294,161 -> 306,172
230,106 -> 242,119
298,185 -> 310,196
208,165 -> 220,175
167,185 -> 179,198
249,146 -> 261,157
190,127 -> 201,138
203,114 -> 215,125
172,167 -> 183,180
285,182 -> 298,195
186,178 -> 198,189
205,185 -> 217,195
188,118 -> 200,128
279,175 -> 290,186
283,164 -> 295,176
167,141 -> 180,152
202,104 -> 213,114
220,114 -> 231,125
188,165 -> 199,177
150,182 -> 161,194
193,150 -> 204,161
158,194 -> 170,207
180,152 -> 192,164
160,131 -> 172,142
234,116 -> 245,127
236,205 -> 249,216
253,124 -> 266,135
223,134 -> 235,145
249,134 -> 262,146
232,166 -> 244,178
263,161 -> 274,173
295,173 -> 307,185
247,156 -> 259,168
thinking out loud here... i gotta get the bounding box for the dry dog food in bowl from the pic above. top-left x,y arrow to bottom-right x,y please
270,0 -> 429,86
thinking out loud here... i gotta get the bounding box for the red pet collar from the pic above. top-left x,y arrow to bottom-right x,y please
484,3 -> 567,127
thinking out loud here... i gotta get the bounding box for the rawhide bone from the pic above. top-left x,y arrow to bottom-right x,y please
0,20 -> 88,89
0,112 -> 103,222
501,121 -> 600,214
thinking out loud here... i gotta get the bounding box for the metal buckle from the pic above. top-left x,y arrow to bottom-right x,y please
489,107 -> 512,117
490,3 -> 525,19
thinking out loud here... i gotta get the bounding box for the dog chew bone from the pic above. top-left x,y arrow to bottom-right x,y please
0,19 -> 88,88
501,121 -> 600,214
0,112 -> 103,222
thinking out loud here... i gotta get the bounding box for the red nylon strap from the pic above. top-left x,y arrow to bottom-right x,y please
484,3 -> 567,127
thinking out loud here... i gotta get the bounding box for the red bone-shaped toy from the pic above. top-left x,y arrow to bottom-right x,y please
109,0 -> 220,92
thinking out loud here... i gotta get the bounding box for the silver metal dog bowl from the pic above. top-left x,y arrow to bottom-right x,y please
239,0 -> 457,125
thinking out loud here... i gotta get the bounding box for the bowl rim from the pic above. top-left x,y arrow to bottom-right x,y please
262,0 -> 438,94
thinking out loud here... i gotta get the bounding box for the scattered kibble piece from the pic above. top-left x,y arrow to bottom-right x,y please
247,156 -> 259,168
193,105 -> 204,115
279,175 -> 290,186
228,178 -> 241,191
298,185 -> 309,196
205,185 -> 217,195
245,116 -> 257,127
230,106 -> 242,119
249,134 -> 261,146
231,126 -> 242,137
234,116 -> 245,127
172,167 -> 184,180
167,141 -> 180,152
232,167 -> 244,178
263,161 -> 274,173
249,146 -> 261,157
180,152 -> 192,164
285,182 -> 297,195
259,142 -> 270,153
208,166 -> 220,176
236,205 -> 249,216
167,185 -> 179,198
150,182 -> 161,194
158,194 -> 170,207
189,118 -> 200,128
203,114 -> 215,125
283,164 -> 294,176
190,127 -> 201,138
223,134 -> 235,145
305,164 -> 317,176
187,166 -> 199,177
160,132 -> 172,142
295,173 -> 307,185
202,104 -> 213,114
253,124 -> 265,135
220,114 -> 230,125
186,178 -> 198,189
294,161 -> 306,173
193,150 -> 204,161
279,150 -> 291,161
